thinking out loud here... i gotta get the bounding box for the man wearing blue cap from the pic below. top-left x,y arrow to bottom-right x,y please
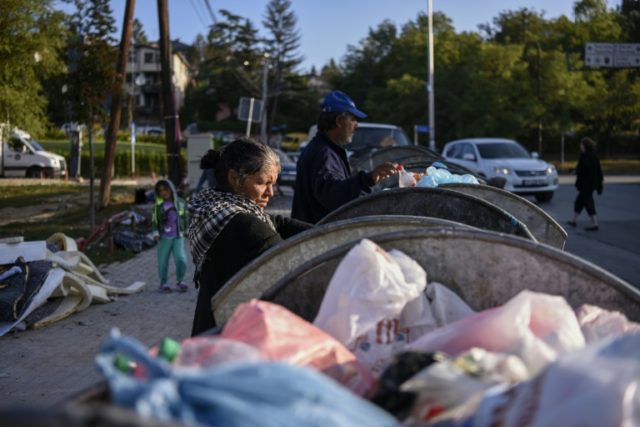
291,90 -> 398,223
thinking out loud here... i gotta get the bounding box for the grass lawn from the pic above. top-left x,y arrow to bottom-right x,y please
1,183 -> 149,266
40,139 -> 166,154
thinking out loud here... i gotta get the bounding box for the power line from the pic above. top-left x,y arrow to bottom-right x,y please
202,0 -> 217,26
188,0 -> 209,30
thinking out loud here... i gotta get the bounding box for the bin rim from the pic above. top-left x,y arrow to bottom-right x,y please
317,187 -> 536,241
262,227 -> 640,312
441,182 -> 568,246
212,215 -> 475,314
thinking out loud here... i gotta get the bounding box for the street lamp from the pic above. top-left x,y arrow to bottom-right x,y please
260,52 -> 270,145
427,0 -> 436,151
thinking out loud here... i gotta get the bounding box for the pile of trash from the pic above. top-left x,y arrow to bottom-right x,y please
0,233 -> 146,336
96,239 -> 640,427
396,162 -> 479,188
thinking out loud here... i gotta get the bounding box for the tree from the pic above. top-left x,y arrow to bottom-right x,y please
66,0 -> 117,124
132,18 -> 148,44
0,0 -> 66,135
262,0 -> 304,134
620,0 -> 640,41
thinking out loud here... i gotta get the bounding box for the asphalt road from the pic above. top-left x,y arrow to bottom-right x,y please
521,177 -> 640,289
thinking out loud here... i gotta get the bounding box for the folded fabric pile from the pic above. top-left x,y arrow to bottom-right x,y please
0,233 -> 146,336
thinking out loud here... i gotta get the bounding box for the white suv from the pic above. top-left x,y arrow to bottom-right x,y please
442,138 -> 558,202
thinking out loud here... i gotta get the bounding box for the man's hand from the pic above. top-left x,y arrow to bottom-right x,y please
371,162 -> 399,184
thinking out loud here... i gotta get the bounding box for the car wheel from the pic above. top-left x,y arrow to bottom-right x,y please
26,166 -> 44,178
535,191 -> 554,203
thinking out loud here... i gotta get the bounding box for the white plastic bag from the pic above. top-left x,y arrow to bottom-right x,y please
401,348 -> 529,422
468,333 -> 640,427
576,304 -> 640,344
313,240 -> 473,375
314,240 -> 427,374
407,290 -> 586,373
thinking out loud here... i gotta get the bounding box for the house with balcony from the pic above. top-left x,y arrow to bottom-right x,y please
124,40 -> 191,128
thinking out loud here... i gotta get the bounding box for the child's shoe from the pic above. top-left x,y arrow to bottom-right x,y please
176,281 -> 188,292
159,283 -> 171,293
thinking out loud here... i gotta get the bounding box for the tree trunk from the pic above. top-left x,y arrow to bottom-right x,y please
158,0 -> 182,188
99,0 -> 136,209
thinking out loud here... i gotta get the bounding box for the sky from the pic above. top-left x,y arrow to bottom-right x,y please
55,0 -> 621,72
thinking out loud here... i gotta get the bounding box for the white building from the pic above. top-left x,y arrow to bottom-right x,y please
124,40 -> 191,127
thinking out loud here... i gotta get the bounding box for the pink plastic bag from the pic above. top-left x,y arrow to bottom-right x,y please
408,290 -> 586,373
221,299 -> 376,396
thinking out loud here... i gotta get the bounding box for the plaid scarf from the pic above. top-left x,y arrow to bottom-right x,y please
187,188 -> 275,269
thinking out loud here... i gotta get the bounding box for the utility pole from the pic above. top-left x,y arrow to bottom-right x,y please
158,0 -> 181,188
260,54 -> 269,144
99,0 -> 136,209
427,0 -> 436,151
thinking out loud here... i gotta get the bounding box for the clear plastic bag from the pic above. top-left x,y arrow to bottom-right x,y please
407,290 -> 586,373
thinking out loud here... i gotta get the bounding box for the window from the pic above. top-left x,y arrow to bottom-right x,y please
9,137 -> 25,153
477,142 -> 529,159
445,144 -> 461,159
461,144 -> 476,160
144,52 -> 154,63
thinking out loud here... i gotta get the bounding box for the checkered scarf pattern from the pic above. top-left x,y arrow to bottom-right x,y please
187,188 -> 275,269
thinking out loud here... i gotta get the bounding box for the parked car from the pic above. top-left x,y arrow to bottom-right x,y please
442,138 -> 558,202
136,126 -> 165,136
275,148 -> 296,188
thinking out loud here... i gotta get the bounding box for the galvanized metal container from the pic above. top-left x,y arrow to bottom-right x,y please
212,215 -> 475,324
317,187 -> 535,241
441,183 -> 567,249
262,228 -> 640,322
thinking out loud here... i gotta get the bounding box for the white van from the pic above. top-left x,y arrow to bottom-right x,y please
0,127 -> 67,178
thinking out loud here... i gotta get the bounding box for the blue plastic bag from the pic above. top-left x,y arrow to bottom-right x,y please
96,329 -> 399,427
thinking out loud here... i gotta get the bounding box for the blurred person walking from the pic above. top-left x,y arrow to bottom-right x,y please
568,137 -> 603,231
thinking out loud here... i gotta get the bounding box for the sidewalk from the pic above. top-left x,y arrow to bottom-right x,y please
0,190 -> 293,406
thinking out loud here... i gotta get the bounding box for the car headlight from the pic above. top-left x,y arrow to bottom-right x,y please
546,165 -> 556,175
493,166 -> 511,176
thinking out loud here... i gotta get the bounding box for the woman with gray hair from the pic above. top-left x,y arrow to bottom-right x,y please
187,139 -> 312,335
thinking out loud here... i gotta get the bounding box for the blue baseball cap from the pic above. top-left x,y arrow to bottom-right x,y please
321,90 -> 367,119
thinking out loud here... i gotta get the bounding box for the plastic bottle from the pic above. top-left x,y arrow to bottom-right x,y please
158,337 -> 181,363
113,353 -> 146,378
397,165 -> 417,188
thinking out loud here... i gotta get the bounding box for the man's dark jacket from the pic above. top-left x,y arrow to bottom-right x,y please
291,132 -> 375,223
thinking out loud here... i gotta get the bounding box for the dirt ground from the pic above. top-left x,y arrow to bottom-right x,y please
0,178 -> 142,228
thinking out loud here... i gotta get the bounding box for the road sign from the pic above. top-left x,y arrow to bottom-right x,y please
415,125 -> 430,133
238,97 -> 263,122
614,43 -> 640,67
585,43 -> 640,68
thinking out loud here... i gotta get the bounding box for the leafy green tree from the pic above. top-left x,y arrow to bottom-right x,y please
0,0 -> 66,135
132,18 -> 148,44
262,0 -> 304,130
180,10 -> 262,127
620,0 -> 640,41
65,0 -> 117,124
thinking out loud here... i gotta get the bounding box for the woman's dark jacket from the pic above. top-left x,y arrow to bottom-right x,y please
191,213 -> 311,336
575,151 -> 603,194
